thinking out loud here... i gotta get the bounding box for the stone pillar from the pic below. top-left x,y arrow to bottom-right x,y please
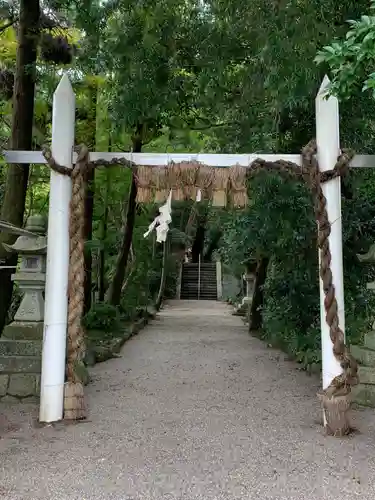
216,260 -> 222,300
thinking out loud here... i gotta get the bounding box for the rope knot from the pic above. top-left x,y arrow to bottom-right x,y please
73,144 -> 92,178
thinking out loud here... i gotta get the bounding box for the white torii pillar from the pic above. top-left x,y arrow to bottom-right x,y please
315,76 -> 345,425
39,74 -> 75,423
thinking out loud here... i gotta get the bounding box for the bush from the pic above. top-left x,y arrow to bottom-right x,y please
83,303 -> 120,333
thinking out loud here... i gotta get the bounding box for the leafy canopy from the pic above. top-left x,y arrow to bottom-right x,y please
315,1 -> 375,100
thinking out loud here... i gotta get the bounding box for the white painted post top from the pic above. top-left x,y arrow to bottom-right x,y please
316,76 -> 340,172
52,74 -> 75,168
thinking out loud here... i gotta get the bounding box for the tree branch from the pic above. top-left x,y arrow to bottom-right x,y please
0,20 -> 16,32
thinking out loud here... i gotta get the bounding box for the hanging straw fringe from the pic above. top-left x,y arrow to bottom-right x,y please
212,168 -> 230,207
153,166 -> 168,203
136,166 -> 154,203
196,165 -> 215,201
229,164 -> 248,208
167,162 -> 184,201
136,161 -> 248,207
179,161 -> 200,200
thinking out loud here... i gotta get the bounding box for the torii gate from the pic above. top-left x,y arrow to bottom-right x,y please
2,73 -> 374,434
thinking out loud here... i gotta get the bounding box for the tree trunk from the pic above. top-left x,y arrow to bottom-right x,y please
98,165 -> 110,302
0,0 -> 40,334
83,169 -> 95,313
83,83 -> 98,314
107,134 -> 142,306
248,257 -> 269,332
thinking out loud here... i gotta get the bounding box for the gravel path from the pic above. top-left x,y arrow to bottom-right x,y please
1,299 -> 375,500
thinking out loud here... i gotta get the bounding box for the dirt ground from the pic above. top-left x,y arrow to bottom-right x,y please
1,300 -> 375,500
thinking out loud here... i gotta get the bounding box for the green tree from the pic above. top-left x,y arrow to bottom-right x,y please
315,1 -> 375,102
0,0 -> 40,334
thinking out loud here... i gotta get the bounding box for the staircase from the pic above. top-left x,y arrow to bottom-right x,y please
180,262 -> 218,300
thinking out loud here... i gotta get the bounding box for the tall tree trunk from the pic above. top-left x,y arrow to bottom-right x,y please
0,0 -> 40,334
83,82 -> 98,314
248,257 -> 269,332
83,170 -> 95,313
107,134 -> 142,306
98,155 -> 111,302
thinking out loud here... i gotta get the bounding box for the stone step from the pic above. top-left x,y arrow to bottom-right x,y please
180,293 -> 217,298
182,269 -> 216,272
181,295 -> 217,302
182,282 -> 216,286
186,285 -> 216,288
358,366 -> 375,385
182,277 -> 217,281
180,291 -> 217,295
188,271 -> 216,274
364,332 -> 375,351
0,339 -> 42,357
350,345 -> 375,367
182,263 -> 216,267
352,384 -> 375,407
183,269 -> 216,271
2,322 -> 43,340
182,274 -> 216,279
0,356 -> 41,373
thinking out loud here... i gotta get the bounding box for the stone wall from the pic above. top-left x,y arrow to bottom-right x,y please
0,336 -> 41,402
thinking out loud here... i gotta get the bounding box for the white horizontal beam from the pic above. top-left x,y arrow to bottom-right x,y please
2,150 -> 375,168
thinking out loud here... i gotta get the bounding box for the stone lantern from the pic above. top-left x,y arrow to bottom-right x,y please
0,215 -> 47,401
233,261 -> 257,316
2,214 -> 47,335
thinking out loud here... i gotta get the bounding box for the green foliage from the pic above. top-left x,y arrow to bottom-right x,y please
216,170 -> 375,369
83,303 -> 120,332
315,2 -> 375,100
219,173 -> 315,269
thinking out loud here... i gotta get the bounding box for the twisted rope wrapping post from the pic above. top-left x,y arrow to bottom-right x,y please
43,145 -> 138,420
250,140 -> 358,436
64,145 -> 91,419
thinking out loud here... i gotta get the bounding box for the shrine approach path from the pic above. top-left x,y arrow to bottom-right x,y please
1,300 -> 375,500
